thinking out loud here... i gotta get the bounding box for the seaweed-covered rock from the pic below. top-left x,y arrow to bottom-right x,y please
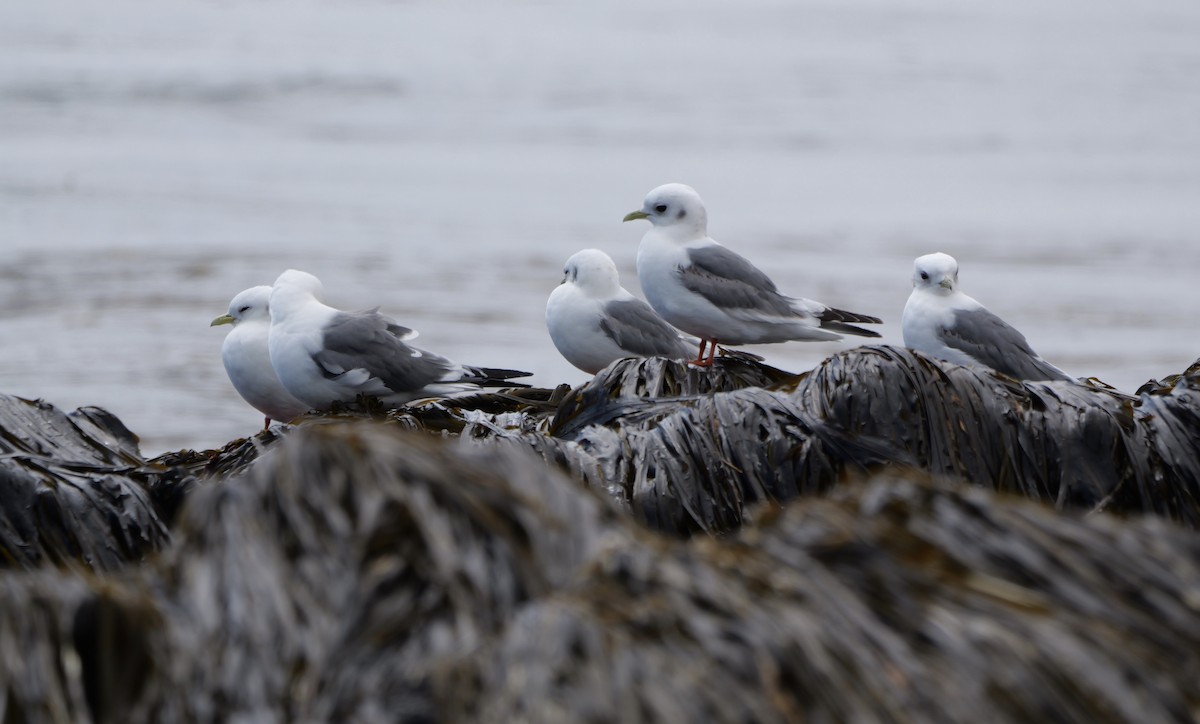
551,354 -> 798,427
540,357 -> 906,535
0,573 -> 93,720
150,427 -> 287,482
556,385 -> 905,536
795,346 -> 1200,525
144,423 -> 620,722
445,472 -> 1200,723
2,424 -> 1199,723
0,395 -> 173,570
224,352 -> 1200,535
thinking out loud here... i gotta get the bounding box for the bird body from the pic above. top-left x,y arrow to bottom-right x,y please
625,183 -> 880,364
211,286 -> 310,426
547,249 -> 693,374
902,252 -> 1071,381
636,235 -> 846,345
268,269 -> 529,410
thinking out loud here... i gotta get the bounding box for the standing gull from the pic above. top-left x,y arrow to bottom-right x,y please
211,286 -> 310,429
546,248 -> 694,374
624,183 -> 881,365
268,269 -> 531,411
902,252 -> 1072,381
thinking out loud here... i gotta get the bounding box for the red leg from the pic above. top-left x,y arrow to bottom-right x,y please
691,338 -> 717,367
263,417 -> 271,431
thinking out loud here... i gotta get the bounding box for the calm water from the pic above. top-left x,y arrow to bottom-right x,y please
2,0 -> 1198,453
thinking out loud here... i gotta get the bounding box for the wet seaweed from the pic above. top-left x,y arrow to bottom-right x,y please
0,395 -> 172,571
537,357 -> 907,535
444,471 -> 1200,723
142,423 -> 620,722
162,349 -> 1200,536
0,573 -> 94,721
1,424 -> 1199,722
794,346 -> 1200,525
550,354 -> 799,436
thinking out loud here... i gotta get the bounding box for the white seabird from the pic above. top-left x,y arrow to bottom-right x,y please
624,183 -> 880,365
267,269 -> 530,411
902,252 -> 1072,381
546,248 -> 694,374
211,285 -> 311,428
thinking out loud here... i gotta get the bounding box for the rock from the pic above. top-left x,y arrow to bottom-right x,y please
145,423 -> 620,721
161,350 -> 1200,536
445,471 -> 1200,723
795,346 -> 1200,525
551,367 -> 908,535
1,423 -> 1199,722
0,394 -> 175,571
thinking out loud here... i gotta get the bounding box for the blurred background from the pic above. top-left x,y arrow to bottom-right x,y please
1,0 -> 1197,453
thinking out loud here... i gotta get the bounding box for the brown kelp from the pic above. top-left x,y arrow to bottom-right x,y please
0,395 -> 176,570
794,346 -> 1200,525
152,348 -> 1200,537
446,472 -> 1200,723
550,378 -> 908,536
1,426 -> 1198,722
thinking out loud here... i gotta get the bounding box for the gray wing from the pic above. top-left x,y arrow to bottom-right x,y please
943,308 -> 1072,381
315,311 -> 454,393
356,306 -> 418,340
599,299 -> 694,358
680,245 -> 797,317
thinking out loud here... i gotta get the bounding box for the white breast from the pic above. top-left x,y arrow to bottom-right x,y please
546,283 -> 624,374
902,289 -> 979,368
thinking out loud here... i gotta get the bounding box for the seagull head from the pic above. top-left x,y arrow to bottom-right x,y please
912,252 -> 959,295
211,285 -> 272,327
269,269 -> 325,320
623,183 -> 709,239
561,248 -> 622,296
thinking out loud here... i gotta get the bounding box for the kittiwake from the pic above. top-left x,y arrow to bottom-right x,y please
268,269 -> 531,410
546,248 -> 694,374
901,252 -> 1072,381
211,285 -> 311,428
623,183 -> 881,366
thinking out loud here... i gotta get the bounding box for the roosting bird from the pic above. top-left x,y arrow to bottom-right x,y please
902,252 -> 1072,381
211,286 -> 310,429
624,183 -> 881,366
546,248 -> 694,374
268,269 -> 531,411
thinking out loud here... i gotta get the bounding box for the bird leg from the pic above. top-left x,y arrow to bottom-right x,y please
263,417 -> 271,431
691,339 -> 720,367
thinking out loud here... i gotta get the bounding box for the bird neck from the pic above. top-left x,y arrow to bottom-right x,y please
651,218 -> 707,246
581,277 -> 621,298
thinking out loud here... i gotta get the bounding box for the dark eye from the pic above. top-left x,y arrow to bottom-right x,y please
238,305 -> 251,313
919,272 -> 929,281
654,204 -> 668,214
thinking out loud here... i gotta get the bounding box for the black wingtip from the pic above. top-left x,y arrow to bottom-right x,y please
819,307 -> 882,337
822,322 -> 883,338
471,367 -> 533,380
463,366 -> 534,388
822,307 -> 883,325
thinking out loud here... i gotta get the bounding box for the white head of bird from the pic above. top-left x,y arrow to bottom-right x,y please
623,183 -> 709,241
211,285 -> 272,327
561,249 -> 622,297
269,269 -> 326,320
912,252 -> 959,295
